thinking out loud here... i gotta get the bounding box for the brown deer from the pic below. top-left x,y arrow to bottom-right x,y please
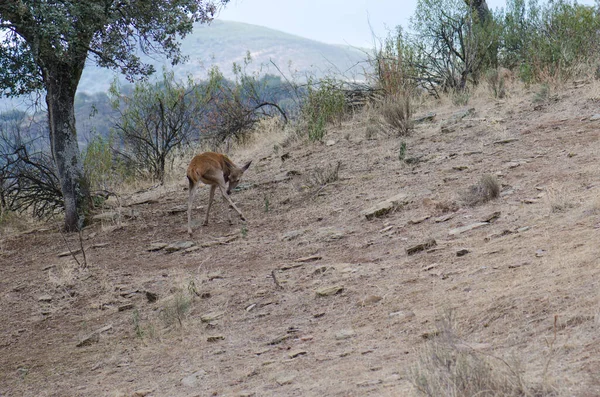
186,152 -> 252,235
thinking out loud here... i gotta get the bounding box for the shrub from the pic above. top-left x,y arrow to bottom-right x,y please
309,161 -> 341,187
462,174 -> 500,206
485,69 -> 506,99
302,77 -> 346,142
82,134 -> 127,193
410,311 -> 529,397
382,94 -> 413,136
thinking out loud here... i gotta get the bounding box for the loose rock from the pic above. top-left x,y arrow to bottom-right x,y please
147,243 -> 168,252
335,329 -> 356,340
448,222 -> 489,236
361,193 -> 410,220
406,239 -> 437,255
165,241 -> 195,253
316,285 -> 344,296
201,311 -> 225,323
181,370 -> 207,387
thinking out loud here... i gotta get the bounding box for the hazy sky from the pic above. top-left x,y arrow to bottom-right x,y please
217,0 -> 596,48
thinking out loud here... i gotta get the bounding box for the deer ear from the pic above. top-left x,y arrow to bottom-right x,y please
242,160 -> 252,172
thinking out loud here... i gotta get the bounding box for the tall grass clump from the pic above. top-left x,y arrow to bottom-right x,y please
301,77 -> 346,142
82,134 -> 128,195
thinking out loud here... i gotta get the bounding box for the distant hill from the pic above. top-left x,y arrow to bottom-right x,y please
76,20 -> 370,95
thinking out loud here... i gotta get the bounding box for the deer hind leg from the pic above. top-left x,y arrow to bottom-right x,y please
218,185 -> 246,221
187,178 -> 198,235
203,185 -> 216,226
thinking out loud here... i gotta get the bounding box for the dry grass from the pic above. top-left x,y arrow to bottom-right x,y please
461,174 -> 501,207
5,75 -> 600,397
545,184 -> 576,213
308,161 -> 341,188
381,94 -> 413,136
411,342 -> 529,397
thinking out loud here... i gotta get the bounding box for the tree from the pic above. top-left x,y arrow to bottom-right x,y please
110,70 -> 215,183
0,0 -> 228,231
411,0 -> 498,93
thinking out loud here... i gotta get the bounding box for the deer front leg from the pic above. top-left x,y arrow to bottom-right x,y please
218,185 -> 246,221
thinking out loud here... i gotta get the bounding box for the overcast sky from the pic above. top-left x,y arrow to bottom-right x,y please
217,0 -> 596,48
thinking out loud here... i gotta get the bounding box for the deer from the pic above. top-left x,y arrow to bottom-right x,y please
186,152 -> 252,235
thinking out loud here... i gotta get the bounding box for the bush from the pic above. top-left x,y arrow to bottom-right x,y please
382,94 -> 413,136
500,0 -> 600,82
461,174 -> 500,206
302,77 -> 346,142
82,134 -> 127,193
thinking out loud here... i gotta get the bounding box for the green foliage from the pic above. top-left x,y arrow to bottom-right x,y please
0,1 -> 229,97
372,26 -> 418,96
82,134 -> 126,192
410,0 -> 499,93
399,142 -> 407,161
500,0 -> 600,82
302,78 -> 345,142
160,291 -> 192,328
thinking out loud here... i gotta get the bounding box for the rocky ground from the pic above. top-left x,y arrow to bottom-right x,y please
2,79 -> 600,397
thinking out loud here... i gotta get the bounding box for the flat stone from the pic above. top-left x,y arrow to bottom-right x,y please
132,390 -> 154,397
316,285 -> 344,297
408,216 -> 430,225
280,230 -> 305,241
296,255 -> 322,262
37,295 -> 52,302
316,227 -> 345,241
147,243 -> 168,252
434,214 -> 454,223
406,239 -> 437,255
288,350 -> 307,359
493,138 -> 519,145
389,310 -> 416,323
448,222 -> 489,236
118,303 -> 134,312
335,329 -> 356,340
456,248 -> 470,257
275,374 -> 295,385
57,249 -> 82,257
181,370 -> 207,387
164,241 -> 195,253
361,193 -> 410,220
92,212 -> 120,222
201,311 -> 225,322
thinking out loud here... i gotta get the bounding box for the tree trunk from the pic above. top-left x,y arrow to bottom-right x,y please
44,63 -> 90,232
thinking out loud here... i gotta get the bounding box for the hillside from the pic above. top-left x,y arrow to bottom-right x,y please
77,20 -> 368,95
2,78 -> 600,396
